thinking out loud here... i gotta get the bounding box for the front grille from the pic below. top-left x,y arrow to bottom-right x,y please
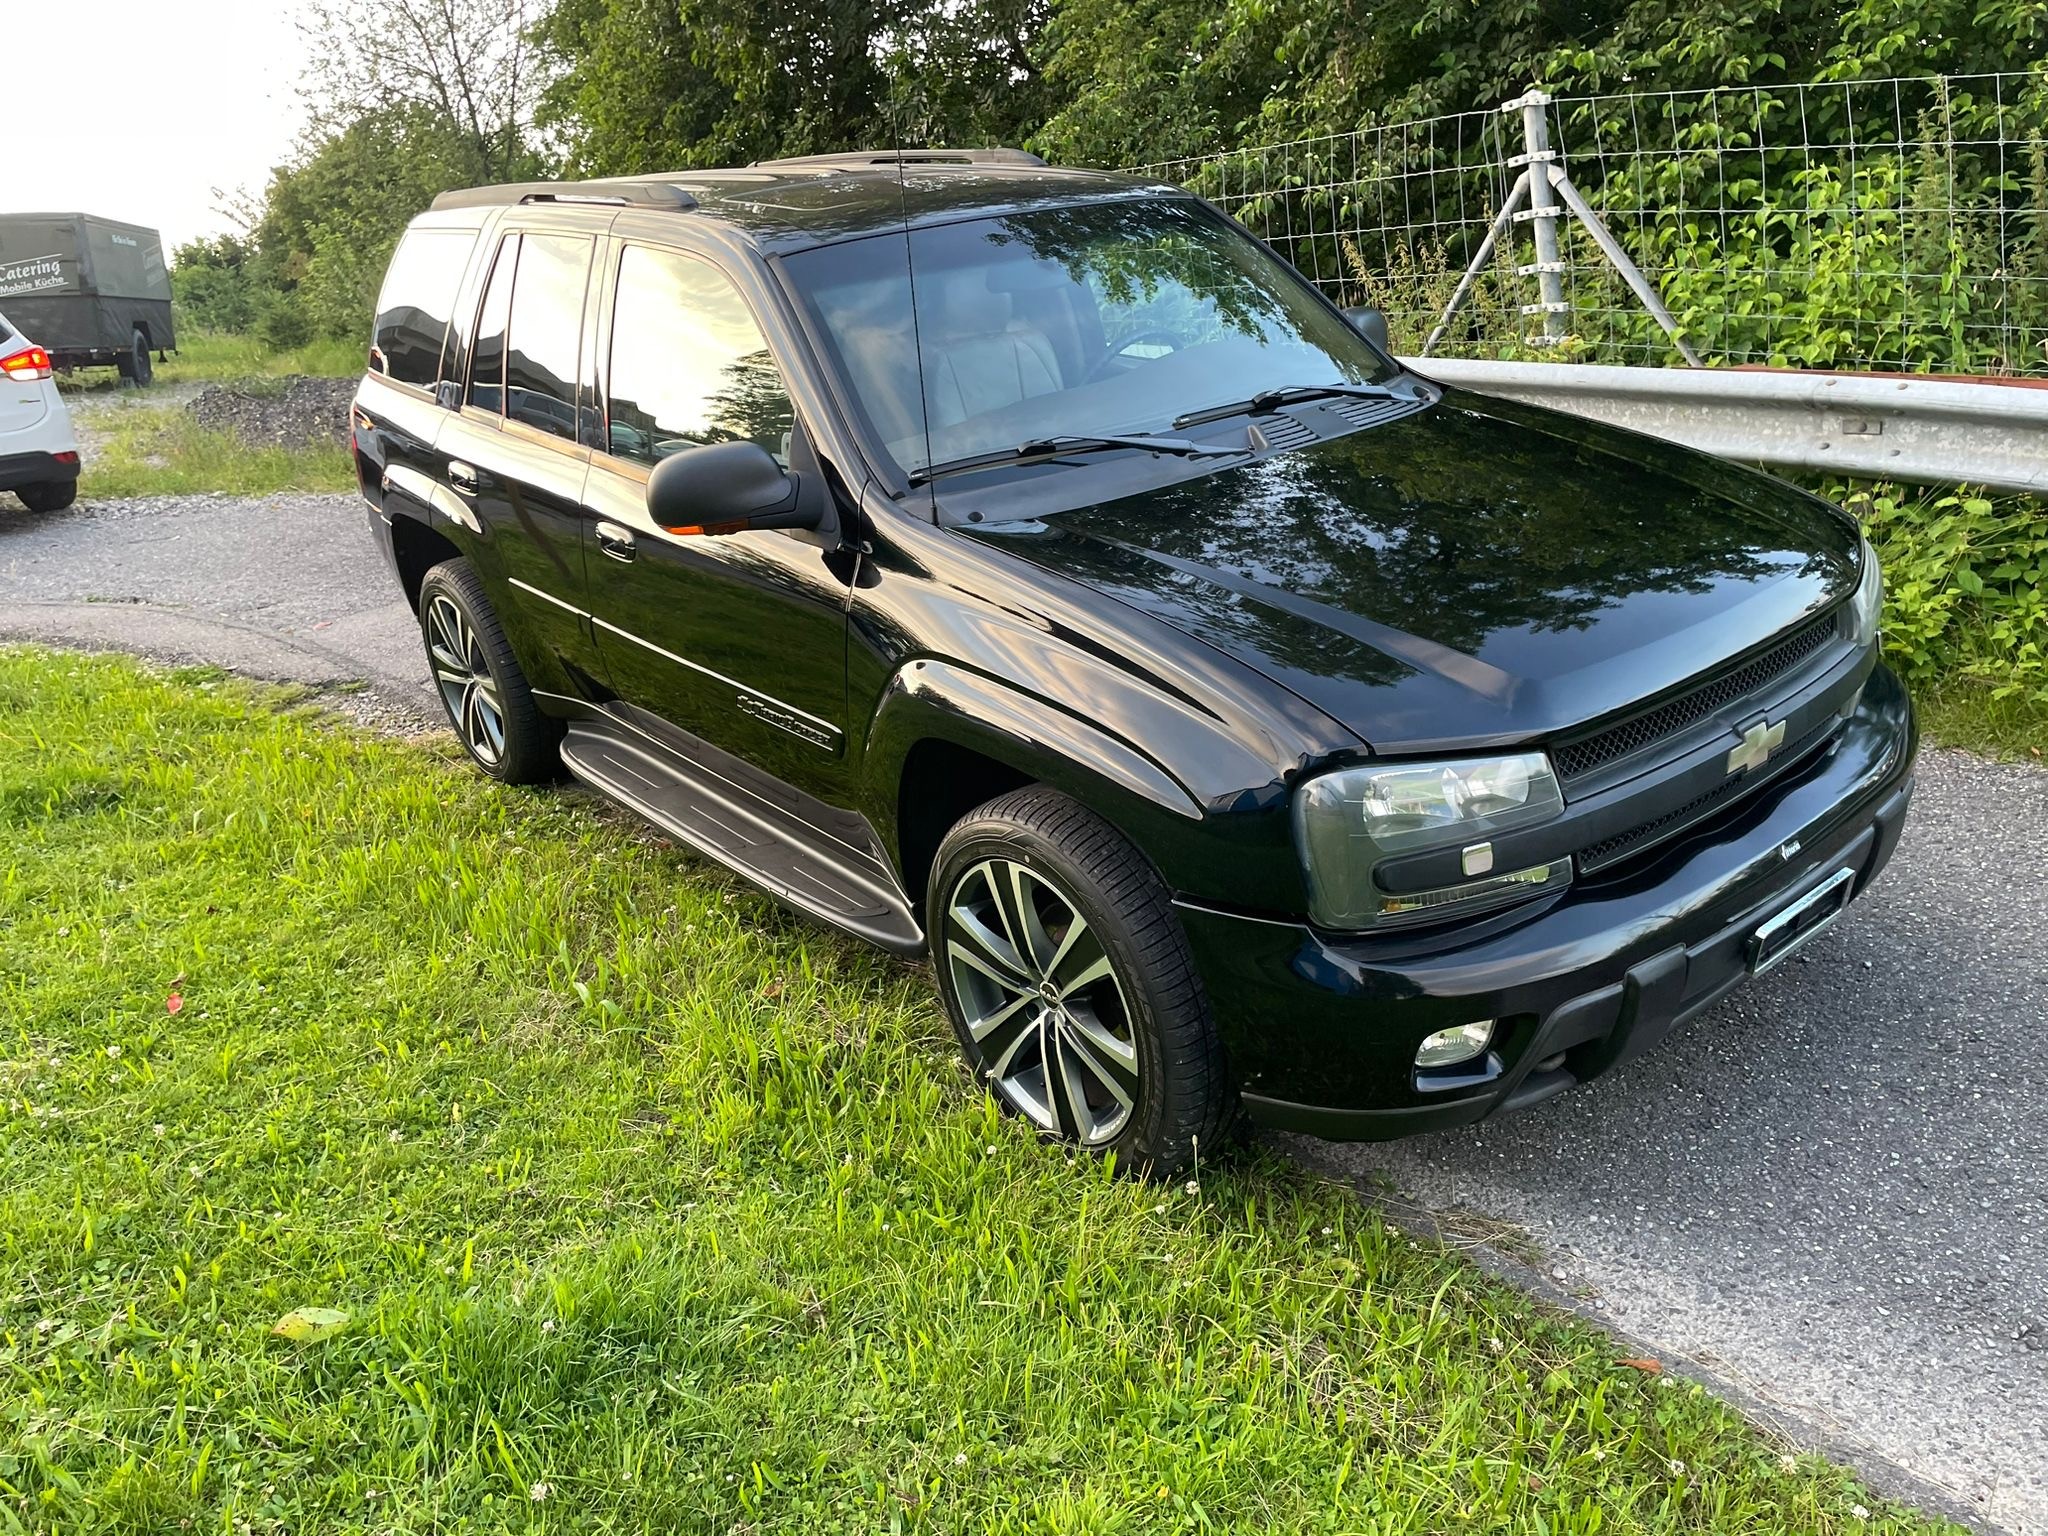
1577,777 -> 1746,873
1553,609 -> 1839,782
1577,731 -> 1832,876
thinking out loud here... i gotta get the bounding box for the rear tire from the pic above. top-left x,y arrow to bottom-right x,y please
130,329 -> 153,387
16,480 -> 78,513
416,558 -> 561,784
928,787 -> 1234,1177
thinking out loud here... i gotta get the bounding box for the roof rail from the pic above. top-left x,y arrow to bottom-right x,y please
748,147 -> 1048,172
429,179 -> 700,213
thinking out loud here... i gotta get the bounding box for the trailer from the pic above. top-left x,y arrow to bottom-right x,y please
0,214 -> 174,384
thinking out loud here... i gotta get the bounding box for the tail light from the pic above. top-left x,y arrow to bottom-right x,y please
1,345 -> 54,381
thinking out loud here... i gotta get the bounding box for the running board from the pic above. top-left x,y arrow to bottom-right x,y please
560,723 -> 924,954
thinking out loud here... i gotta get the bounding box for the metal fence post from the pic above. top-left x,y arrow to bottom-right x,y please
1508,88 -> 1569,343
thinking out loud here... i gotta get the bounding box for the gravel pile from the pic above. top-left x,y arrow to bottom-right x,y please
188,377 -> 357,448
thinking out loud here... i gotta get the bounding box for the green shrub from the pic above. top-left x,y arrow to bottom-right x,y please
1841,482 -> 2048,703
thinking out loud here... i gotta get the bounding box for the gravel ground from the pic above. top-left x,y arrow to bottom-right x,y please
2,486 -> 2042,1532
188,377 -> 356,447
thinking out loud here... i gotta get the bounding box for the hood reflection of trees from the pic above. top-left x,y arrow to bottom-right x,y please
1047,407 -> 1806,673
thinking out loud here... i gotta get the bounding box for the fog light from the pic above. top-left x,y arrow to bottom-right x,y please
1415,1021 -> 1494,1069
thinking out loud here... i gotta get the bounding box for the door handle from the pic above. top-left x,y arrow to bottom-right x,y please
594,521 -> 637,562
446,460 -> 481,495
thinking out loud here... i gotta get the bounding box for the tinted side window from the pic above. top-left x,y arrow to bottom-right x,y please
468,233 -> 517,414
606,246 -> 793,466
504,233 -> 592,441
371,228 -> 477,388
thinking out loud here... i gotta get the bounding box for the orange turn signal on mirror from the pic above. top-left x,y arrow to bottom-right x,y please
0,345 -> 53,380
662,520 -> 746,537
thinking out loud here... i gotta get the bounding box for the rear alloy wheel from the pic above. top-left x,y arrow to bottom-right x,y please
426,592 -> 508,768
415,558 -> 560,784
930,788 -> 1234,1175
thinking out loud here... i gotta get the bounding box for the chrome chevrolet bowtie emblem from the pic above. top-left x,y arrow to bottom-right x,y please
1727,717 -> 1787,775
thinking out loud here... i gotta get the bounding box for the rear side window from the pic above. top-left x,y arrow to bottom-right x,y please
504,234 -> 592,440
605,245 -> 793,466
467,234 -> 517,414
370,228 -> 477,388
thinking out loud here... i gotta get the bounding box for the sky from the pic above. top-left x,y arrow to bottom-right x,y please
8,0 -> 313,252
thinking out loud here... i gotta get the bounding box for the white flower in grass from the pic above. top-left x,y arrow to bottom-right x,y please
105,1044 -> 121,1059
1668,1459 -> 1686,1475
1851,1506 -> 1869,1521
1183,1180 -> 1199,1196
529,1481 -> 552,1502
1779,1452 -> 1798,1472
1321,1226 -> 1333,1236
541,1319 -> 557,1333
986,1145 -> 997,1156
953,1453 -> 967,1466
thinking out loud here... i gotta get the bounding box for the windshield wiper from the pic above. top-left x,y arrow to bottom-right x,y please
1172,381 -> 1400,431
909,432 -> 1243,486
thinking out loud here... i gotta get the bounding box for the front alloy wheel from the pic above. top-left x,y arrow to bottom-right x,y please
945,858 -> 1139,1146
928,787 -> 1234,1175
426,592 -> 507,768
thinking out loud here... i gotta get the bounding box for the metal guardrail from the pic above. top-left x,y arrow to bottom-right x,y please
1402,359 -> 2048,495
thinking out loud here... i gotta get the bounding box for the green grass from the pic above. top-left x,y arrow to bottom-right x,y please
1914,677 -> 2048,762
56,331 -> 361,394
77,404 -> 353,500
0,647 -> 1958,1535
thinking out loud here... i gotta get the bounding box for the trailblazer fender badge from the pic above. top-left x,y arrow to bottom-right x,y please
1727,717 -> 1787,775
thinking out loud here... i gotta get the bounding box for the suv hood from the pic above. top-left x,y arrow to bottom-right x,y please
969,389 -> 1860,755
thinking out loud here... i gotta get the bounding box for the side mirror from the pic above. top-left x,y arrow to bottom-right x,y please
645,439 -> 819,536
1342,305 -> 1391,353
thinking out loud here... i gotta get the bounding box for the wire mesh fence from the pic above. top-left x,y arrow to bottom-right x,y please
1130,72 -> 2048,375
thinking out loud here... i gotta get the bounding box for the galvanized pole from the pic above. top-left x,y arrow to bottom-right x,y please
1507,89 -> 1569,344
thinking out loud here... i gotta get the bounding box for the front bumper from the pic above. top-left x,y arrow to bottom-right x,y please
0,450 -> 80,493
1180,660 -> 1917,1139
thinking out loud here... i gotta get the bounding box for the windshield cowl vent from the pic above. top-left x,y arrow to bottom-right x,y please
1248,417 -> 1317,453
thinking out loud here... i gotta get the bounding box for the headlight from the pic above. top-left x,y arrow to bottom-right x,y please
1846,537 -> 1883,648
1294,752 -> 1569,929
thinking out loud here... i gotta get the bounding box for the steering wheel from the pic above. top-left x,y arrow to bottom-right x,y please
1083,327 -> 1187,383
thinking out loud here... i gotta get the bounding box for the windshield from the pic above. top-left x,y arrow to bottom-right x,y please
781,197 -> 1396,482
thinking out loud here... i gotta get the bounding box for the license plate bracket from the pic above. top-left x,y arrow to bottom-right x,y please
1748,866 -> 1856,975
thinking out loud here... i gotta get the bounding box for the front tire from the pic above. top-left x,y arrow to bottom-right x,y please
16,480 -> 77,513
928,787 -> 1233,1176
416,558 -> 560,784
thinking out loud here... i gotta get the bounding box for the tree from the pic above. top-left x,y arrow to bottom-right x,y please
170,235 -> 260,334
251,107 -> 515,344
297,0 -> 548,184
533,0 -> 1058,176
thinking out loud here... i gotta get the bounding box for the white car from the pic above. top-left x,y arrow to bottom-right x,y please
0,308 -> 81,511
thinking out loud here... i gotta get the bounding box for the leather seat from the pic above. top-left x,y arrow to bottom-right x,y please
919,270 -> 1065,428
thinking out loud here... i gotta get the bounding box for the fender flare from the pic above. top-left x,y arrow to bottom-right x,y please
862,658 -> 1204,870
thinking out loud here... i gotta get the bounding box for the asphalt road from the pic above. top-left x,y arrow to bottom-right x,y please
3,486 -> 2042,1532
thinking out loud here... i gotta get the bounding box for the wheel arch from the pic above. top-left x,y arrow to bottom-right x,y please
865,659 -> 1209,903
388,511 -> 466,613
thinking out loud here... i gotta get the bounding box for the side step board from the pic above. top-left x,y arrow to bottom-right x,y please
560,722 -> 924,954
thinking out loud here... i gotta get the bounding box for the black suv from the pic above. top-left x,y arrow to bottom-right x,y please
352,149 -> 1914,1172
